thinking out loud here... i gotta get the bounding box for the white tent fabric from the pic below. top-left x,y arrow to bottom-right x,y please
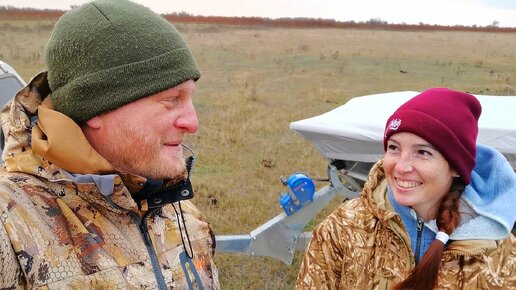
290,91 -> 516,169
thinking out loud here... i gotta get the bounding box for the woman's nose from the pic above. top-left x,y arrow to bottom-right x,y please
394,153 -> 414,173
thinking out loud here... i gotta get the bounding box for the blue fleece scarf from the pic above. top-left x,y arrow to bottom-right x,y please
456,144 -> 516,240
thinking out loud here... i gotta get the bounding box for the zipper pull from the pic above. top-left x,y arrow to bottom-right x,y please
416,217 -> 424,232
414,216 -> 425,265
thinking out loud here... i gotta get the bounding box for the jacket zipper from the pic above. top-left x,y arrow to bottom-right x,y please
134,210 -> 168,290
103,195 -> 168,289
415,216 -> 424,265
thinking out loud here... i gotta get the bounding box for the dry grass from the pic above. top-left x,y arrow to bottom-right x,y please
2,20 -> 516,289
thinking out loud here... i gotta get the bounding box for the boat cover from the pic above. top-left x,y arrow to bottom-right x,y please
290,91 -> 516,169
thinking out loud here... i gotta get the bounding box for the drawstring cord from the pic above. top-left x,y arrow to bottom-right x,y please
176,144 -> 195,259
173,201 -> 194,259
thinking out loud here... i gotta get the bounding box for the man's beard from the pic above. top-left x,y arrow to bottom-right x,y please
87,123 -> 187,180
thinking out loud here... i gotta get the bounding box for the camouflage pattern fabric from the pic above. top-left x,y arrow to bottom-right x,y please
296,160 -> 516,289
0,72 -> 219,289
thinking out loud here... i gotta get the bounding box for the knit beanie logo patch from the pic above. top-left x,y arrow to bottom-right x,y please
388,118 -> 402,131
385,118 -> 402,139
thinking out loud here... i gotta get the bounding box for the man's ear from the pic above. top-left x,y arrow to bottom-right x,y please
85,116 -> 103,129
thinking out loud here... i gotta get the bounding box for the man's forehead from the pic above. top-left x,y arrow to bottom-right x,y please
151,79 -> 196,97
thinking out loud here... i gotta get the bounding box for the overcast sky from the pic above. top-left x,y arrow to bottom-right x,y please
2,0 -> 516,27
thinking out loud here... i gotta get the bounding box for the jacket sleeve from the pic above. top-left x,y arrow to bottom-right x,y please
295,218 -> 347,290
0,221 -> 23,288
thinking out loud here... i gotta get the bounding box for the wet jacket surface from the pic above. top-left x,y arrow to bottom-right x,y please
0,72 -> 219,289
296,159 -> 516,290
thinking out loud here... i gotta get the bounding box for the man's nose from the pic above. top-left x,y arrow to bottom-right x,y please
175,100 -> 199,133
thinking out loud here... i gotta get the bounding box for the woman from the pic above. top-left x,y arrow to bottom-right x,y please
296,88 -> 516,289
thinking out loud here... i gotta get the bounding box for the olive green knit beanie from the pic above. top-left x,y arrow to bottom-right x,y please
45,0 -> 201,123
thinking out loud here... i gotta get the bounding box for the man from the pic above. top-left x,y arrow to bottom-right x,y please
0,0 -> 219,289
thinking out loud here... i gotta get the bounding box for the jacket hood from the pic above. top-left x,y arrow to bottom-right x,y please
1,72 -> 146,194
2,71 -> 113,174
1,71 -> 52,178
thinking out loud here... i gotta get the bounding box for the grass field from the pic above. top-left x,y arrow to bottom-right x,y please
2,19 -> 516,289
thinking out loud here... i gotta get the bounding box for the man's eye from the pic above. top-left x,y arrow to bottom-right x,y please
160,96 -> 180,106
164,96 -> 179,102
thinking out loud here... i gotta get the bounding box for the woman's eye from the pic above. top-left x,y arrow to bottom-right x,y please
418,150 -> 432,156
387,144 -> 398,151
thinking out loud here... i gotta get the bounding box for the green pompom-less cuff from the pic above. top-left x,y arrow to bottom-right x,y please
51,47 -> 201,124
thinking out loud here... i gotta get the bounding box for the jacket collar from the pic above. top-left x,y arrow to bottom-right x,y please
361,159 -> 397,223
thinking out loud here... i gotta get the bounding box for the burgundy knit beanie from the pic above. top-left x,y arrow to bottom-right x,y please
383,88 -> 481,184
